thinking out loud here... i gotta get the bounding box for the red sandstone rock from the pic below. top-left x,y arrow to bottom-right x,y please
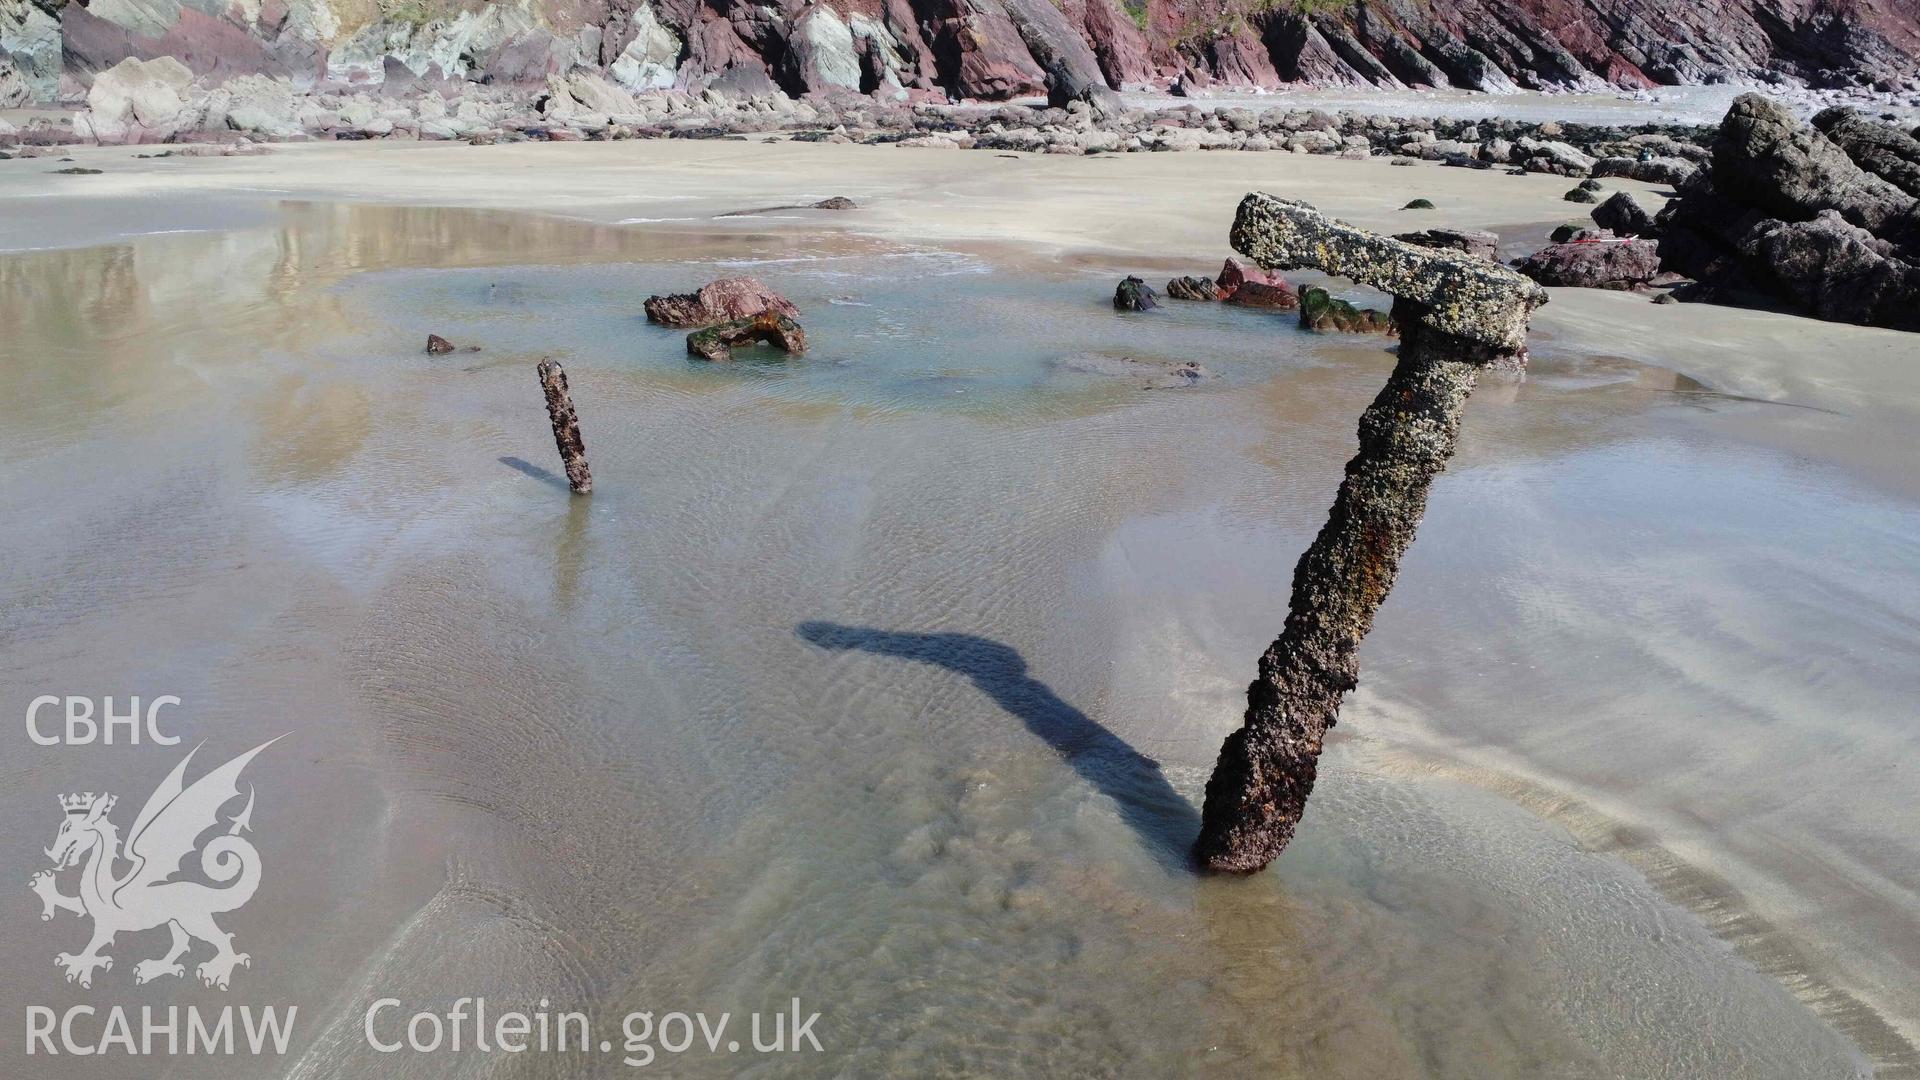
645,277 -> 801,328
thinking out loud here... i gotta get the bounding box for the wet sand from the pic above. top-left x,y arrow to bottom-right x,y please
1,143 -> 1918,1078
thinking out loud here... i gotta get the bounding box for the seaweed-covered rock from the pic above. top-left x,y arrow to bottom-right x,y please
686,312 -> 809,361
1113,275 -> 1158,310
646,277 -> 799,328
1298,286 -> 1393,333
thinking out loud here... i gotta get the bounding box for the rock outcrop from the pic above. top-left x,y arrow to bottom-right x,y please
2,0 -> 1914,114
1657,93 -> 1920,328
0,53 -> 29,108
1813,107 -> 1920,196
645,276 -> 799,328
78,56 -> 192,143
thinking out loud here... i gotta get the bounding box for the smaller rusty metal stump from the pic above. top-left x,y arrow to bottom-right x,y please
536,358 -> 592,495
1193,194 -> 1548,873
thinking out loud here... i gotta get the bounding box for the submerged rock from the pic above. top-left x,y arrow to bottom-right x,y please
1229,280 -> 1299,309
1054,353 -> 1214,388
813,196 -> 858,209
646,276 -> 800,328
686,312 -> 808,361
1216,257 -> 1280,291
1298,286 -> 1393,333
426,334 -> 455,355
1213,257 -> 1299,307
1113,275 -> 1158,311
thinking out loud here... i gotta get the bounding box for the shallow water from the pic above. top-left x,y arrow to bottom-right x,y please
0,202 -> 1913,1078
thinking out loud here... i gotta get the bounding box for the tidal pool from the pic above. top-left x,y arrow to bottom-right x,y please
0,202 -> 1911,1079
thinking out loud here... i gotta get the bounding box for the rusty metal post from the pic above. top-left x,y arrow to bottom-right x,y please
536,358 -> 592,495
1194,195 -> 1547,872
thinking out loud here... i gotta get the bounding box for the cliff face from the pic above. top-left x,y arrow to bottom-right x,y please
0,0 -> 1914,106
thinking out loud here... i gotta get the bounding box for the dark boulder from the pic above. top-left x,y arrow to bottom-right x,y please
1712,93 -> 1917,241
1395,227 -> 1500,261
1741,211 -> 1920,329
1517,238 -> 1662,289
687,312 -> 809,361
1656,94 -> 1920,328
1593,155 -> 1699,186
1592,191 -> 1656,237
426,334 -> 455,355
1811,108 -> 1920,198
1113,275 -> 1159,310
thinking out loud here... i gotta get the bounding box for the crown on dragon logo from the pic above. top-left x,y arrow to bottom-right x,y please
58,793 -> 111,815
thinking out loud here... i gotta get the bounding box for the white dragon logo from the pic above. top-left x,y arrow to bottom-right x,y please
28,738 -> 280,991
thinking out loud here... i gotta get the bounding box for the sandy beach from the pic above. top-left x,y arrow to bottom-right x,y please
4,139 -> 1919,1077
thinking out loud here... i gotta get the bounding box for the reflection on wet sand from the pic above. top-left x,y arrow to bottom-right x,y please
0,201 -> 1911,1079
